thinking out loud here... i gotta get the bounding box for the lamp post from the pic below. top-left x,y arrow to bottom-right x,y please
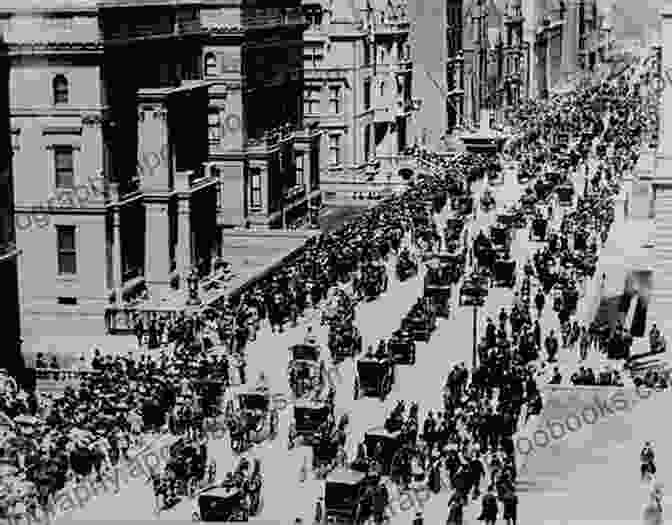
471,285 -> 487,369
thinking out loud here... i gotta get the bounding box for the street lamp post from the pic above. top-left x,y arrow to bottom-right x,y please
471,282 -> 487,369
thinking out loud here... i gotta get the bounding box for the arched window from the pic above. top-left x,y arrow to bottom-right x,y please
204,53 -> 217,77
53,75 -> 68,105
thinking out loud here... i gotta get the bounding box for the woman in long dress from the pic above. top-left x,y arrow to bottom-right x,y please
643,482 -> 664,525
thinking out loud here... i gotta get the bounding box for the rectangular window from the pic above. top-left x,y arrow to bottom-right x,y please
364,124 -> 371,160
329,86 -> 341,114
304,87 -> 321,114
57,225 -> 76,275
295,153 -> 304,186
54,146 -> 74,189
304,47 -> 322,68
208,109 -> 221,144
328,134 -> 341,166
364,79 -> 371,110
250,168 -> 262,209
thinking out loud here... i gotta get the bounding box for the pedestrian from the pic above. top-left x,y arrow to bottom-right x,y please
413,511 -> 424,525
314,497 -> 323,524
642,482 -> 664,525
501,490 -> 518,525
479,486 -> 498,525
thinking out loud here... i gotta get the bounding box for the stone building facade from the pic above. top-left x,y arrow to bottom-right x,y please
2,0 -> 320,331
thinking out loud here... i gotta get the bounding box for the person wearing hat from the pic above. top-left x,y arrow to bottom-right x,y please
412,511 -> 424,525
643,481 -> 664,525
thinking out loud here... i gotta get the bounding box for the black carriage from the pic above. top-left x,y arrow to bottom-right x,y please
193,487 -> 248,522
401,314 -> 435,343
423,261 -> 453,318
395,252 -> 418,282
557,184 -> 574,206
490,224 -> 512,254
289,399 -> 333,448
529,217 -> 548,241
387,330 -> 416,365
493,258 -> 516,288
226,389 -> 279,453
480,190 -> 496,212
458,273 -> 489,306
364,427 -> 403,476
192,458 -> 262,523
453,195 -> 473,216
163,437 -> 210,498
288,344 -> 324,399
329,322 -> 363,363
354,358 -> 394,400
444,217 -> 465,243
324,469 -> 384,524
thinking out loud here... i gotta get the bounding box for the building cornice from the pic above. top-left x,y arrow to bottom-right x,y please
8,41 -> 103,55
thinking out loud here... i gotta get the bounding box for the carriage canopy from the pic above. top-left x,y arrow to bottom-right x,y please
290,344 -> 320,362
237,392 -> 269,412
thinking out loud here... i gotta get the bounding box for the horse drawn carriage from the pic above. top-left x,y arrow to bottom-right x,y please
557,183 -> 574,206
490,223 -> 512,257
191,457 -> 262,522
530,216 -> 548,241
402,298 -> 437,342
480,188 -> 496,212
324,469 -> 387,524
423,260 -> 453,318
395,250 -> 418,282
444,217 -> 466,244
492,256 -> 516,288
387,329 -> 416,365
458,272 -> 489,306
288,343 -> 326,399
288,398 -> 334,449
311,414 -> 349,476
329,321 -> 363,363
364,427 -> 404,476
157,436 -> 215,506
225,388 -> 279,453
453,195 -> 474,216
354,357 -> 394,400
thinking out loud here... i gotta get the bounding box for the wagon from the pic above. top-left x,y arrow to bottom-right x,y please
529,217 -> 548,241
364,427 -> 403,476
493,258 -> 516,288
288,344 -> 325,399
288,399 -> 333,448
354,358 -> 394,400
387,330 -> 416,365
557,184 -> 574,206
225,389 -> 279,453
329,322 -> 363,363
324,469 -> 384,524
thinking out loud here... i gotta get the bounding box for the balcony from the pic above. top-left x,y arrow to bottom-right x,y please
246,123 -> 297,151
243,8 -> 306,30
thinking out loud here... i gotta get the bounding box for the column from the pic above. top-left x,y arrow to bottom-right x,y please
176,197 -> 192,276
112,207 -> 122,305
561,1 -> 579,80
144,199 -> 171,299
545,36 -> 552,94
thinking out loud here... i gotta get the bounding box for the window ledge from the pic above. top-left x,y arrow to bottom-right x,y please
57,274 -> 78,282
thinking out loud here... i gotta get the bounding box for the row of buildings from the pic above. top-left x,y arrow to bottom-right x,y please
0,0 -> 616,374
0,0 -> 417,373
411,0 -> 617,151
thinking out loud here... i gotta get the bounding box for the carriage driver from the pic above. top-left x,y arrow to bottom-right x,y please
304,326 -> 318,346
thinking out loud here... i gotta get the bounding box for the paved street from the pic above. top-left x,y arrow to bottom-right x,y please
50,159 -> 637,525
